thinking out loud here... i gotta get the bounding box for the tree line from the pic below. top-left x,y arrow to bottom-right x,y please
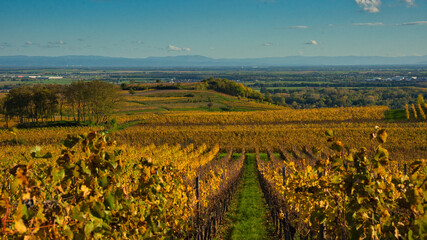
201,78 -> 264,101
262,87 -> 427,109
0,80 -> 121,127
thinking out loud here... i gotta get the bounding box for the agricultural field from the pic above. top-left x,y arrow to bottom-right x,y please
2,68 -> 426,111
118,89 -> 283,114
0,79 -> 426,239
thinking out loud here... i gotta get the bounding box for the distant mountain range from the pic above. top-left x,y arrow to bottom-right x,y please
0,55 -> 426,68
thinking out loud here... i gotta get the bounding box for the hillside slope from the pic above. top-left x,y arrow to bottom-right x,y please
118,89 -> 284,115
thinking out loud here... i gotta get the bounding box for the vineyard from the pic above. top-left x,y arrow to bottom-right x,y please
0,105 -> 426,239
0,131 -> 246,239
257,128 -> 426,239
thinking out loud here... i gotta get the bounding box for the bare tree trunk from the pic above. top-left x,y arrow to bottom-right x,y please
5,115 -> 9,128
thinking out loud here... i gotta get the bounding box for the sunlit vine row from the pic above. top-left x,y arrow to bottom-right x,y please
0,132 -> 242,239
257,128 -> 427,239
132,106 -> 388,126
114,121 -> 427,160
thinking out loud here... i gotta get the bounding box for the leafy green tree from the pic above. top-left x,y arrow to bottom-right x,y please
65,80 -> 121,124
31,85 -> 58,122
3,86 -> 32,123
2,81 -> 120,125
264,91 -> 272,103
86,80 -> 121,124
203,78 -> 264,102
65,80 -> 90,122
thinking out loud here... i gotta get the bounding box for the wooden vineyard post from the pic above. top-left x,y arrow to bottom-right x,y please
196,176 -> 200,213
282,166 -> 286,186
404,163 -> 407,175
318,224 -> 325,240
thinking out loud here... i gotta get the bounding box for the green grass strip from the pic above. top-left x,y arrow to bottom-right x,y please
215,153 -> 274,240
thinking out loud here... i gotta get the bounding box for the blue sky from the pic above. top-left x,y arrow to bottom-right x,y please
0,0 -> 426,58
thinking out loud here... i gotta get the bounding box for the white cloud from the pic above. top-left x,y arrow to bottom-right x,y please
167,44 -> 191,51
399,21 -> 427,26
286,25 -> 308,29
48,40 -> 66,45
353,22 -> 384,26
356,0 -> 415,12
168,45 -> 181,51
262,42 -> 272,47
401,0 -> 415,6
135,40 -> 143,44
355,0 -> 381,13
306,40 -> 319,45
23,41 -> 41,48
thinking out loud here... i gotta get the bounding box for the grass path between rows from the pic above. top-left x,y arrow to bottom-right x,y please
215,153 -> 275,240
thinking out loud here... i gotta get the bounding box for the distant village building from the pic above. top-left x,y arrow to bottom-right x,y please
392,76 -> 405,81
366,77 -> 382,81
27,75 -> 63,79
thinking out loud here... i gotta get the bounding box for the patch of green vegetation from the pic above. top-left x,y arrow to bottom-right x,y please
258,153 -> 268,161
254,86 -> 310,90
215,153 -> 274,240
122,89 -> 283,113
125,100 -> 148,105
231,153 -> 242,161
109,120 -> 140,132
117,108 -> 167,114
168,107 -> 212,112
385,109 -> 407,120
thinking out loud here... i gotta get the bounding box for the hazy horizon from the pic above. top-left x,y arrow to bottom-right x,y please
2,54 -> 427,59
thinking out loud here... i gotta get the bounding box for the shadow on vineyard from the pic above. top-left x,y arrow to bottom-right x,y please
15,121 -> 96,129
